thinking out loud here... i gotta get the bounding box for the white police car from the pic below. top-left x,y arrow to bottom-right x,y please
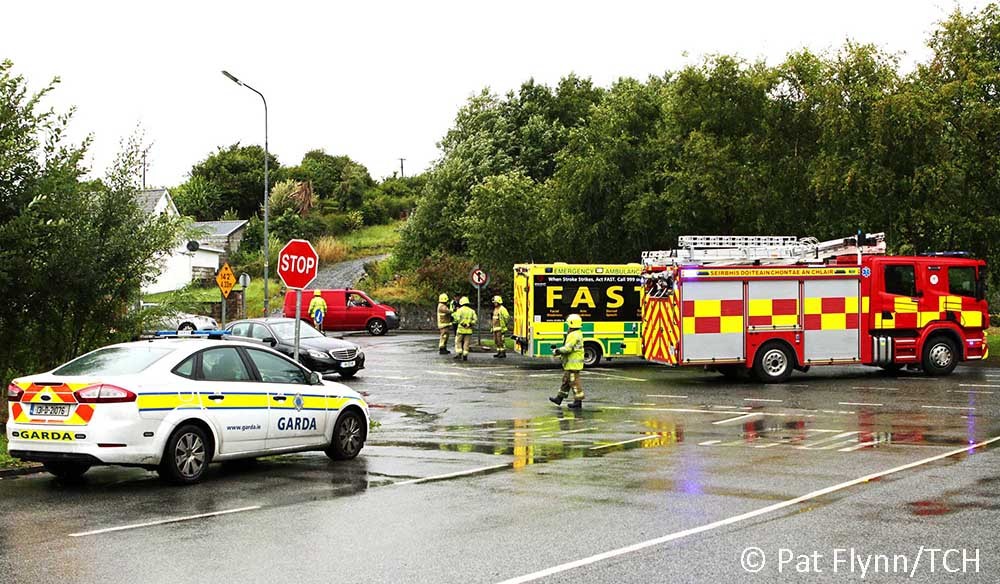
5,336 -> 370,484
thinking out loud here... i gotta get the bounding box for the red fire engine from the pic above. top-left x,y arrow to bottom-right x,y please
641,233 -> 990,383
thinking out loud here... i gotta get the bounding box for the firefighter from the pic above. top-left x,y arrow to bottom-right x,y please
436,293 -> 453,355
452,296 -> 477,361
491,295 -> 510,358
549,313 -> 585,409
308,290 -> 328,331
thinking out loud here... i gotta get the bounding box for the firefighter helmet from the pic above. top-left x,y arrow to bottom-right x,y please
492,295 -> 503,305
439,293 -> 449,303
566,314 -> 583,329
313,290 -> 322,296
459,296 -> 470,306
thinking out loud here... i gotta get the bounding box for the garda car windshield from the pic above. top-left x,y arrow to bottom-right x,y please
53,347 -> 173,376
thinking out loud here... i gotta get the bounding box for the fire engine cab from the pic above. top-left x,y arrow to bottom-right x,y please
641,233 -> 989,383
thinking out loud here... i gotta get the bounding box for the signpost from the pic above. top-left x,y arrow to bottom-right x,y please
469,267 -> 490,345
238,273 -> 251,320
277,239 -> 319,361
216,262 -> 236,327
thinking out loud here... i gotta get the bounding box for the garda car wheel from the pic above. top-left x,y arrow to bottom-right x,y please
367,318 -> 387,336
922,336 -> 958,377
43,461 -> 91,481
753,342 -> 794,384
326,410 -> 365,460
159,424 -> 211,485
582,343 -> 602,368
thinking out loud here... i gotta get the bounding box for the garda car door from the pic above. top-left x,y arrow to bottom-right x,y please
243,348 -> 328,450
193,347 -> 269,454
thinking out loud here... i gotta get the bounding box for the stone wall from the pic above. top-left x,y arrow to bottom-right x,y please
395,303 -> 491,332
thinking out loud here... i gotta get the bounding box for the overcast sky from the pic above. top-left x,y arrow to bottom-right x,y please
2,0 -> 988,188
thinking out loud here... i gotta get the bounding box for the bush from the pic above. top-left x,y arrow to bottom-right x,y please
346,210 -> 365,232
315,236 -> 348,263
414,253 -> 477,302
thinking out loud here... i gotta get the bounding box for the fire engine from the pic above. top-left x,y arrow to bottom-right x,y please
641,233 -> 989,382
513,263 -> 644,366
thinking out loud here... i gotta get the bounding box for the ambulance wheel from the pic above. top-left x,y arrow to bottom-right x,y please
159,424 -> 211,485
326,410 -> 365,460
583,343 -> 602,367
367,318 -> 387,336
922,336 -> 958,377
43,461 -> 91,481
753,342 -> 794,384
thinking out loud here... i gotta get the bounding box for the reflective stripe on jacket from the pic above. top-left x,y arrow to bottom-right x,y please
454,306 -> 477,335
491,306 -> 510,332
437,302 -> 454,328
556,329 -> 585,371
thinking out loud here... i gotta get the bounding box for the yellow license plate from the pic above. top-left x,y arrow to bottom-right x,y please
15,429 -> 76,442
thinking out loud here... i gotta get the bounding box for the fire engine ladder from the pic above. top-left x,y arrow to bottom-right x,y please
641,233 -> 886,267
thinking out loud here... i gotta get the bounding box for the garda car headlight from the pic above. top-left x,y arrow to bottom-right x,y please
307,350 -> 329,359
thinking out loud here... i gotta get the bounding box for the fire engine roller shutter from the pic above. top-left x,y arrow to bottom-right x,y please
681,280 -> 744,361
803,279 -> 860,362
748,280 -> 799,329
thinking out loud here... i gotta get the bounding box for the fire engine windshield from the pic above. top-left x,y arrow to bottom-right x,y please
533,274 -> 642,323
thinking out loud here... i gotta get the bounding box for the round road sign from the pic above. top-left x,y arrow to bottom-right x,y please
277,239 -> 320,290
470,268 -> 490,289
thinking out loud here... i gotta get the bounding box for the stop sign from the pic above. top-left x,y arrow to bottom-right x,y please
277,239 -> 319,289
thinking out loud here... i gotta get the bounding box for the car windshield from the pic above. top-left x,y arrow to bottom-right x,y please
270,321 -> 324,340
53,346 -> 173,376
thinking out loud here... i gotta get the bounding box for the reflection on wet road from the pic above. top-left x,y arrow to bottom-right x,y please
2,333 -> 998,584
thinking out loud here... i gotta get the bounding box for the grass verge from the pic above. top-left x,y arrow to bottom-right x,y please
145,278 -> 286,318
1,434 -> 28,469
341,221 -> 402,259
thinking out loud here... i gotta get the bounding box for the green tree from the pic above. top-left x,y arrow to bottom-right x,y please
0,60 -> 182,390
172,175 -> 220,220
463,171 -> 551,270
289,150 -> 374,210
188,143 -> 283,219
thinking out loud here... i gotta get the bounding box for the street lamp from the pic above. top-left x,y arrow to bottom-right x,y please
222,70 -> 271,315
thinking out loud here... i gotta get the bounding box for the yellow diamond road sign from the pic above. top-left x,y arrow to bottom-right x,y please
216,262 -> 236,299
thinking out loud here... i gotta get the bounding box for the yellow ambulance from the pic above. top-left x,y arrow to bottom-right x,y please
512,263 -> 644,366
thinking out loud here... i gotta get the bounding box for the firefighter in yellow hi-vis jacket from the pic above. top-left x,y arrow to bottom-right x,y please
452,297 -> 477,361
436,293 -> 453,355
491,296 -> 510,358
308,290 -> 328,331
549,314 -> 585,409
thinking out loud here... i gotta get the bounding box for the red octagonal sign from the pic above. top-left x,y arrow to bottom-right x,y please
277,239 -> 319,290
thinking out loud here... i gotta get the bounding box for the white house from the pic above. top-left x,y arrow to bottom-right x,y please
138,188 -> 224,295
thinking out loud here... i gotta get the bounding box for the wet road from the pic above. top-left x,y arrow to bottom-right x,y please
2,334 -> 998,583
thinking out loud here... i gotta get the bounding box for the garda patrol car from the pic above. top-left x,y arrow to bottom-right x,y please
5,336 -> 370,484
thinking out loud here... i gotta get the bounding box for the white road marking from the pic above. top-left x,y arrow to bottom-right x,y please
424,370 -> 473,378
754,443 -> 781,448
632,402 -> 657,406
744,397 -> 783,403
838,402 -> 884,407
648,394 -> 688,399
589,436 -> 661,450
391,463 -> 510,486
69,506 -> 261,537
922,405 -> 976,410
602,406 -> 808,418
557,427 -> 597,435
959,384 -> 1000,388
949,390 -> 994,395
851,386 -> 899,391
709,404 -> 752,410
698,440 -> 722,446
712,412 -> 761,425
495,435 -> 1000,584
796,431 -> 860,450
363,375 -> 412,380
839,440 -> 881,452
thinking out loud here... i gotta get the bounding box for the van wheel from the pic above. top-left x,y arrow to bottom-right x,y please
582,343 -> 602,367
367,319 -> 387,336
326,410 -> 365,460
158,424 -> 211,485
752,342 -> 794,384
922,336 -> 958,376
43,461 -> 91,481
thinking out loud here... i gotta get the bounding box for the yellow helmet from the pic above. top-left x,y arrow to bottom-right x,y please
313,290 -> 322,296
439,293 -> 449,303
492,295 -> 503,305
566,314 -> 583,329
459,296 -> 470,306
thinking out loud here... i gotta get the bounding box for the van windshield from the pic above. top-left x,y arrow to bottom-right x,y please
53,347 -> 173,376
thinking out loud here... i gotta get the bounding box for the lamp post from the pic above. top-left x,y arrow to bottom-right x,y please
222,70 -> 271,315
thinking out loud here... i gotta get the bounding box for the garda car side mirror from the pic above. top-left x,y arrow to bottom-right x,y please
309,371 -> 322,385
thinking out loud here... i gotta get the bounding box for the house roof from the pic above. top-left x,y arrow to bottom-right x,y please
191,220 -> 249,237
136,188 -> 179,216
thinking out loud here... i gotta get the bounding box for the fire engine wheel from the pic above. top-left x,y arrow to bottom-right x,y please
583,343 -> 602,367
753,343 -> 794,384
922,336 -> 958,377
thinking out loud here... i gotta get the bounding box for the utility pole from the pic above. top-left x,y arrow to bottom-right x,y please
399,158 -> 405,178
